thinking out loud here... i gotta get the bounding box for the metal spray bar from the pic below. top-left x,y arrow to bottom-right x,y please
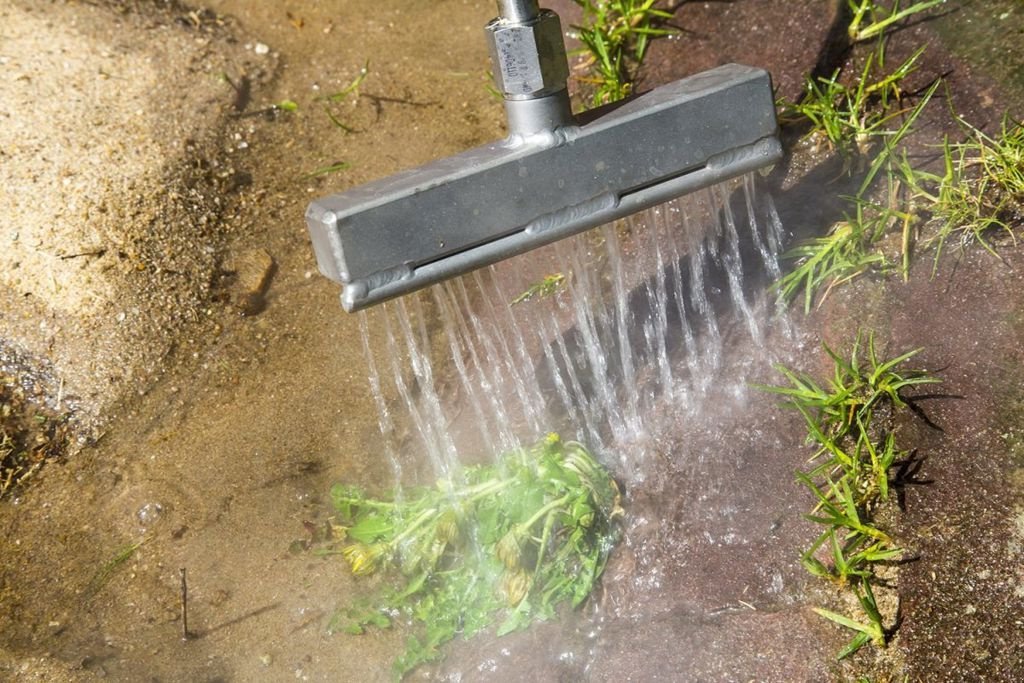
306,3 -> 782,312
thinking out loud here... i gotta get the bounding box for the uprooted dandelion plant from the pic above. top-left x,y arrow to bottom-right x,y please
325,434 -> 623,680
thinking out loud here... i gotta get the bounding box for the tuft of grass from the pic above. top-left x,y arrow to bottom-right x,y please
320,60 -> 371,134
761,332 -> 939,451
778,44 -> 926,162
775,1 -> 1022,308
898,115 -> 1024,269
758,332 -> 939,660
776,80 -> 938,312
326,60 -> 371,103
570,0 -> 676,107
813,579 -> 887,658
847,0 -> 946,44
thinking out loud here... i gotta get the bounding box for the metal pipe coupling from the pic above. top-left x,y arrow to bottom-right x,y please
485,7 -> 574,138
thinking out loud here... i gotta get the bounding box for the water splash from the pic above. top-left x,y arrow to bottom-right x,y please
358,174 -> 787,481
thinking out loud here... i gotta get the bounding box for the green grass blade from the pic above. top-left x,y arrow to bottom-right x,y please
837,630 -> 873,660
812,607 -> 877,637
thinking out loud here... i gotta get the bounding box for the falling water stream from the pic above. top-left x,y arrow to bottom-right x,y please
357,173 -> 787,483
348,173 -> 810,678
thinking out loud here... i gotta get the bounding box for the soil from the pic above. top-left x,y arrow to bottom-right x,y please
2,1 -> 1023,682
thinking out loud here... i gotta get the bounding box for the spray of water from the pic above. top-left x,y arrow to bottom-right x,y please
359,174 -> 786,482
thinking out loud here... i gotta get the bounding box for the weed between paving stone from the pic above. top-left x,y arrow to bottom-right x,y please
775,0 -> 1023,312
320,434 -> 622,680
760,332 -> 940,662
898,114 -> 1024,270
775,82 -> 938,312
778,45 -> 928,164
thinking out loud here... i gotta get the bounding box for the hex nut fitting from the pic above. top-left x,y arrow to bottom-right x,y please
485,10 -> 569,100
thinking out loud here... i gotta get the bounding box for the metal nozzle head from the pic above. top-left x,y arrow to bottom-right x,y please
306,64 -> 783,312
485,10 -> 569,101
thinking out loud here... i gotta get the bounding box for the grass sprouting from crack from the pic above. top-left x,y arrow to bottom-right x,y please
774,1 -> 937,310
570,0 -> 676,107
758,332 -> 939,660
776,1 -> 1020,310
778,102 -> 1023,311
777,44 -> 927,163
325,434 -> 622,680
898,114 -> 1024,270
847,0 -> 946,44
776,79 -> 939,312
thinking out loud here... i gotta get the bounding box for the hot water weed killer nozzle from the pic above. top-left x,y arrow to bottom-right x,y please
306,1 -> 783,312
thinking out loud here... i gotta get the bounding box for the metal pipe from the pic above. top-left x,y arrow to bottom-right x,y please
503,89 -> 574,138
485,4 -> 572,137
497,0 -> 540,23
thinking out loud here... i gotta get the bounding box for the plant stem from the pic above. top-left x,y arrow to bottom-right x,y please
390,507 -> 438,548
521,494 -> 572,533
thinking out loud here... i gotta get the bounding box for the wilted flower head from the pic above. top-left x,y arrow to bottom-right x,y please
500,568 -> 531,607
495,528 -> 523,570
342,542 -> 386,576
435,509 -> 460,544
